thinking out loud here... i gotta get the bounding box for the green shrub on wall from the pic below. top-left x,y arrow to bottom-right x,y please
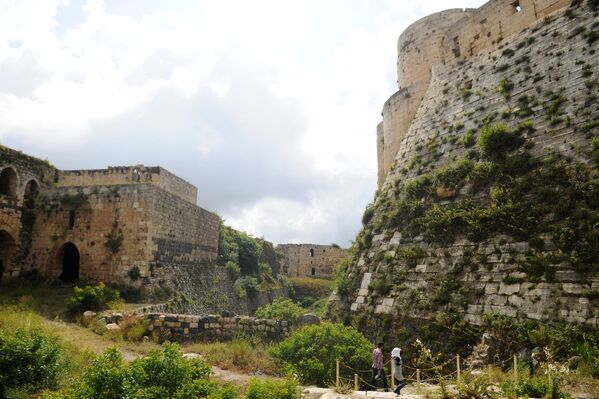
477,124 -> 525,160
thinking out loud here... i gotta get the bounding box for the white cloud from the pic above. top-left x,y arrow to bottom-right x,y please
0,0 -> 487,245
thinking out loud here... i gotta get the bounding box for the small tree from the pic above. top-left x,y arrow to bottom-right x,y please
271,323 -> 371,386
255,298 -> 305,322
67,283 -> 121,313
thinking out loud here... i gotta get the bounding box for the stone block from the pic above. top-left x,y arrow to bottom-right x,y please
498,283 -> 521,295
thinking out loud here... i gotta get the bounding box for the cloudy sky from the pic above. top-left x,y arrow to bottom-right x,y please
0,0 -> 485,247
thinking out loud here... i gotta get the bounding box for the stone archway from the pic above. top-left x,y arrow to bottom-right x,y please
59,242 -> 80,282
0,167 -> 17,197
0,230 -> 16,281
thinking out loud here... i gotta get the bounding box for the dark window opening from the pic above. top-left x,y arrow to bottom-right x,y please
309,248 -> 314,257
60,242 -> 80,282
311,268 -> 315,276
0,168 -> 17,197
452,36 -> 461,58
512,1 -> 521,12
0,230 -> 16,282
68,210 -> 76,230
323,249 -> 326,253
24,180 -> 39,208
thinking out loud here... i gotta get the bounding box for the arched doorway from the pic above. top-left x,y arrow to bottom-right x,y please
0,167 -> 17,197
0,230 -> 16,281
59,242 -> 80,282
24,180 -> 39,208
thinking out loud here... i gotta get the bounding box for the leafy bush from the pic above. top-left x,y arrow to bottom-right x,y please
433,159 -> 474,191
217,223 -> 265,276
0,328 -> 64,397
462,129 -> 476,147
477,124 -> 525,160
67,283 -> 121,313
271,323 -> 372,386
403,175 -> 433,199
56,343 -> 235,399
127,266 -> 141,280
225,261 -> 241,279
233,276 -> 259,298
362,206 -> 375,225
456,372 -> 497,399
245,377 -> 299,399
255,298 -> 305,322
289,277 -> 334,302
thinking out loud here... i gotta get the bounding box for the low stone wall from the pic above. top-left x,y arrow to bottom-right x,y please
146,313 -> 292,341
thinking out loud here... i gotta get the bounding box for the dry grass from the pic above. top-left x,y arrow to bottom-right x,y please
184,338 -> 281,376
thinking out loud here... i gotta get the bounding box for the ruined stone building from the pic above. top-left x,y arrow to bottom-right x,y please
278,244 -> 348,278
0,145 -> 219,285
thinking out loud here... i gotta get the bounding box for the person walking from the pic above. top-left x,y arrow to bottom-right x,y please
391,347 -> 406,395
370,342 -> 388,392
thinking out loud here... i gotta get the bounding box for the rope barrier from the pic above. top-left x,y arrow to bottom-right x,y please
334,351 -> 525,393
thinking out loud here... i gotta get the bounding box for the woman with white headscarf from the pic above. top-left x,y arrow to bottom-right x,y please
391,347 -> 406,395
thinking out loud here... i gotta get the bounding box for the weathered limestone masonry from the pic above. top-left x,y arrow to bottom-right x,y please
142,263 -> 287,316
333,0 -> 599,331
0,146 -> 220,286
378,0 -> 571,184
146,313 -> 291,341
279,243 -> 349,278
0,146 -> 56,279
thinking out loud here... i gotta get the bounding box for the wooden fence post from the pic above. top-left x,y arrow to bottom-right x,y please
457,354 -> 461,384
416,369 -> 421,384
513,354 -> 518,383
336,359 -> 340,390
354,373 -> 358,392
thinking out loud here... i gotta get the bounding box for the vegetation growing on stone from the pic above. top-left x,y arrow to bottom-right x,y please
105,222 -> 124,254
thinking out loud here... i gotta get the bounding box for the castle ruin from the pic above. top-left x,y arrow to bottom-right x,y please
0,146 -> 219,285
278,243 -> 348,279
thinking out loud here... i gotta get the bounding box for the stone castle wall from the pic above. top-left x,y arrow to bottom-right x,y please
26,183 -> 219,284
149,187 -> 220,267
335,0 -> 599,329
0,147 -> 57,279
378,0 -> 572,184
58,166 -> 197,204
0,146 -> 219,286
279,243 -> 348,278
30,185 -> 153,282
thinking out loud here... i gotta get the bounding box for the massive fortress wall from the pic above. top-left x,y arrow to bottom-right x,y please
378,0 -> 571,184
332,0 -> 599,335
